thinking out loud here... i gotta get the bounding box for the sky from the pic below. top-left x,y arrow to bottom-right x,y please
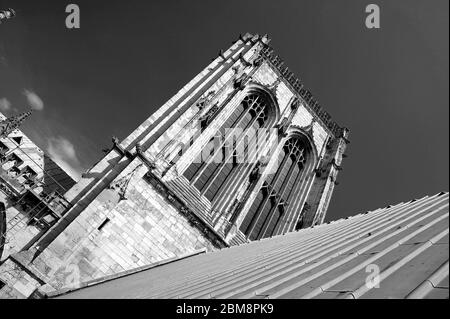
0,0 -> 448,221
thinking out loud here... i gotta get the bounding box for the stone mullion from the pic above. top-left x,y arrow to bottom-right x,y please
151,48 -> 262,161
270,158 -> 306,236
241,146 -> 288,237
222,112 -> 277,188
250,148 -> 294,239
200,103 -> 266,197
212,125 -> 275,214
187,102 -> 249,186
293,167 -> 316,230
239,188 -> 266,235
163,89 -> 245,181
191,96 -> 260,188
263,158 -> 302,237
157,70 -> 242,167
292,158 -> 317,228
257,153 -> 298,239
206,131 -> 255,205
219,130 -> 280,235
210,124 -> 265,212
274,159 -> 310,235
165,57 -> 264,180
274,172 -> 307,235
245,147 -> 292,237
277,158 -> 315,234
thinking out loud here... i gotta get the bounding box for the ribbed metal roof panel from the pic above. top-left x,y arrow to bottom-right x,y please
54,192 -> 449,299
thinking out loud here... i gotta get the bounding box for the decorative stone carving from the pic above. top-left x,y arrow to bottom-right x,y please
195,91 -> 215,110
249,162 -> 262,183
252,56 -> 263,67
233,76 -> 247,91
167,193 -> 176,203
314,167 -> 325,178
276,117 -> 289,138
238,53 -> 252,67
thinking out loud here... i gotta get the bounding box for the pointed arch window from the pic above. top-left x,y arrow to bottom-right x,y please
183,92 -> 276,204
240,136 -> 311,240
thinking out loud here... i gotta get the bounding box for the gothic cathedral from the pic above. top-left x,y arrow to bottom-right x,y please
0,33 -> 349,297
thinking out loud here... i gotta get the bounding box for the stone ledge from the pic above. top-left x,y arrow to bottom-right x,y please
42,248 -> 207,298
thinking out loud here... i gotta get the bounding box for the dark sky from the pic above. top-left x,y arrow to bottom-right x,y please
0,0 -> 448,221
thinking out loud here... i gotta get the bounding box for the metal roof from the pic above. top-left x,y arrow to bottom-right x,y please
53,192 -> 449,299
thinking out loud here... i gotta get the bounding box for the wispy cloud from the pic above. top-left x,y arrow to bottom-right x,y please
0,98 -> 11,112
47,136 -> 82,181
23,89 -> 44,111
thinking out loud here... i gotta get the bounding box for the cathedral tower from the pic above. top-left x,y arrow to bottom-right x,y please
0,33 -> 349,298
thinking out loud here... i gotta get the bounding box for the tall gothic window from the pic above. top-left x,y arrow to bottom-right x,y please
240,136 -> 310,240
183,92 -> 275,203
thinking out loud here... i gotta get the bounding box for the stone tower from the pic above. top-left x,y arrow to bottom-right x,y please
0,33 -> 349,298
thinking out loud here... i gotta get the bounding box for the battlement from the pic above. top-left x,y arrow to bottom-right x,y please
244,33 -> 349,139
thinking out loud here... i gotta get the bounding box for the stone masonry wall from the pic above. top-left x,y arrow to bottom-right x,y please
21,158 -> 215,292
0,191 -> 41,261
0,258 -> 43,298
